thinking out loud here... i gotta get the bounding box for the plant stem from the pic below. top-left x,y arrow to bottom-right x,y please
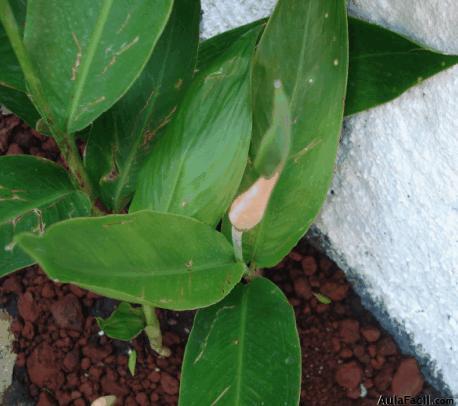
231,226 -> 244,262
142,305 -> 171,357
52,127 -> 96,203
246,261 -> 260,281
0,0 -> 96,205
0,0 -> 52,124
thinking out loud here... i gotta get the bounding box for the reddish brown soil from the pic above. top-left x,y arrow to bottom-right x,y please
0,114 -> 434,405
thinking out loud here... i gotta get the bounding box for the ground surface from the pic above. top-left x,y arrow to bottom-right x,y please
0,115 -> 434,405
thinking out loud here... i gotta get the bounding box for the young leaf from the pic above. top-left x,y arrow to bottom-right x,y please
84,0 -> 201,212
91,396 -> 117,406
179,277 -> 301,406
236,0 -> 348,268
0,155 -> 91,277
253,81 -> 291,178
128,349 -> 137,376
346,17 -> 458,115
96,302 -> 145,341
130,26 -> 262,226
16,211 -> 246,311
228,82 -> 291,233
22,0 -> 173,134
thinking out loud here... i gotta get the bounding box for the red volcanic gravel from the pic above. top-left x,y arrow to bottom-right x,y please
0,114 -> 437,405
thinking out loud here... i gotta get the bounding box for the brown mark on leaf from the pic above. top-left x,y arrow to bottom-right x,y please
142,107 -> 177,147
102,220 -> 134,228
174,79 -> 183,90
185,260 -> 193,269
31,208 -> 45,235
102,36 -> 140,74
71,32 -> 83,81
101,167 -> 119,183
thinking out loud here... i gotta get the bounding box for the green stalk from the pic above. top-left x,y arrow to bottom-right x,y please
142,305 -> 171,357
0,0 -> 96,204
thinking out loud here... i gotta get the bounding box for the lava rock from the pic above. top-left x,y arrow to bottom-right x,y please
392,358 -> 424,396
335,361 -> 363,389
18,291 -> 41,322
339,319 -> 360,343
361,326 -> 381,343
27,342 -> 64,391
50,294 -> 83,331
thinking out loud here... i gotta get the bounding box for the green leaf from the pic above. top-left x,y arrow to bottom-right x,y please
179,277 -> 301,406
130,26 -> 262,226
0,1 -> 40,126
16,211 -> 246,311
0,85 -> 40,126
85,0 -> 200,212
197,19 -> 267,71
239,0 -> 348,267
96,302 -> 145,341
346,17 -> 458,115
253,82 -> 291,178
128,349 -> 137,376
0,155 -> 91,277
313,292 -> 332,305
200,17 -> 458,119
23,0 -> 173,133
0,19 -> 24,91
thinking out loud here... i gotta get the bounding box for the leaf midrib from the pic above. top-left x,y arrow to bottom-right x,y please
48,261 -> 240,278
66,0 -> 114,132
233,288 -> 248,404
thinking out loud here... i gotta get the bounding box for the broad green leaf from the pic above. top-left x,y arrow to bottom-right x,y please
197,19 -> 267,71
253,82 -> 291,178
237,0 -> 348,268
85,0 -> 200,212
0,155 -> 91,277
130,26 -> 261,226
346,17 -> 458,115
96,302 -> 145,341
23,0 -> 173,133
179,277 -> 301,406
16,211 -> 246,310
200,17 -> 458,118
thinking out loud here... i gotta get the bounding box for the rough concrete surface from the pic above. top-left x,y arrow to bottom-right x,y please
0,310 -> 16,399
201,0 -> 458,397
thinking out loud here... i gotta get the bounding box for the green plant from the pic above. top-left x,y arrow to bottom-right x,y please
1,0 -> 457,403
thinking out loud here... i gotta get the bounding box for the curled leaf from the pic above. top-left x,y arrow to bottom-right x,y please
91,395 -> 116,406
253,80 -> 291,178
229,80 -> 291,232
229,172 -> 279,232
